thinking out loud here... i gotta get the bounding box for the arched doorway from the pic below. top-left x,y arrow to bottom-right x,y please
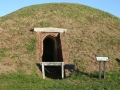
42,35 -> 61,79
42,35 -> 57,62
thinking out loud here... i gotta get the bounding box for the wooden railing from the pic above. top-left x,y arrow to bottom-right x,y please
40,62 -> 64,79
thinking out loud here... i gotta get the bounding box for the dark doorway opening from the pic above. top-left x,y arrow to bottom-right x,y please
42,35 -> 56,62
42,35 -> 61,79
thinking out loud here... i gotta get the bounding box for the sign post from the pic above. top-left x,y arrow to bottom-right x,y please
104,61 -> 106,79
96,56 -> 109,79
99,61 -> 101,79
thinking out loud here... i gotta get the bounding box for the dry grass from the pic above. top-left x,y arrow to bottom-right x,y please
0,3 -> 120,74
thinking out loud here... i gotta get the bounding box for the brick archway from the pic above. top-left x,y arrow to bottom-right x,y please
34,27 -> 67,63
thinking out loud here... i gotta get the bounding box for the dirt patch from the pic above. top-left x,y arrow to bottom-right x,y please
0,63 -> 17,74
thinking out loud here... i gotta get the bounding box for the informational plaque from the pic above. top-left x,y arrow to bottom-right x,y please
96,56 -> 109,61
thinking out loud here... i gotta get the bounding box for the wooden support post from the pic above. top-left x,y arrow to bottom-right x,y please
42,63 -> 45,79
61,62 -> 64,79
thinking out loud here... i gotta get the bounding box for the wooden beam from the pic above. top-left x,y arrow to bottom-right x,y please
34,27 -> 67,33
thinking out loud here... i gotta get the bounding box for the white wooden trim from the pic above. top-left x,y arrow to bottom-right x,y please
40,62 -> 64,79
34,27 -> 67,33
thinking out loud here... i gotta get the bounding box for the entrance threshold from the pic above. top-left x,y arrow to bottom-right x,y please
40,62 -> 64,79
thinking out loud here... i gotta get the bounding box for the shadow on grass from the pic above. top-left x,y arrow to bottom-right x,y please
36,63 -> 100,79
29,29 -> 34,32
76,70 -> 99,79
115,58 -> 120,65
64,64 -> 99,79
65,62 -> 100,79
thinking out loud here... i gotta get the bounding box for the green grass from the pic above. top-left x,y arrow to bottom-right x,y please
0,72 -> 120,90
0,48 -> 11,57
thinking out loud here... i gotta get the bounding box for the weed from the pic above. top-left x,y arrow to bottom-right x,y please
26,38 -> 36,53
0,48 -> 11,57
11,54 -> 19,58
40,21 -> 52,27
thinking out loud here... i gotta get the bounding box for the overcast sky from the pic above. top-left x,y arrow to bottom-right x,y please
0,0 -> 119,18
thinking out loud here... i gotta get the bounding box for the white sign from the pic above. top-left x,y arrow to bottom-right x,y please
96,56 -> 109,61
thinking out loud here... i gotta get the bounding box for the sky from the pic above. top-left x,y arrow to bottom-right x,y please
0,0 -> 119,18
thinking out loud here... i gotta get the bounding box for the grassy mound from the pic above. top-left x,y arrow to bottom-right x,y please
0,3 -> 120,74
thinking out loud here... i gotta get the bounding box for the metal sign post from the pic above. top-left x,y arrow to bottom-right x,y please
99,61 -> 101,79
96,56 -> 109,79
104,61 -> 106,79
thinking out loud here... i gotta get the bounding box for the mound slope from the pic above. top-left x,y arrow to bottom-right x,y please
0,3 -> 120,74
